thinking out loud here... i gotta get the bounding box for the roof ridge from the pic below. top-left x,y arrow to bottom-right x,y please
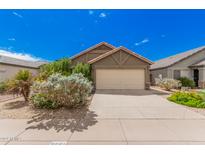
155,45 -> 205,62
71,42 -> 116,60
88,46 -> 153,64
88,47 -> 120,64
0,54 -> 34,62
0,54 -> 46,63
0,55 -> 47,68
151,45 -> 205,70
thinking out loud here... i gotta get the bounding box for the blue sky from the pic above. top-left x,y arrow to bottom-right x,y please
1,9 -> 205,62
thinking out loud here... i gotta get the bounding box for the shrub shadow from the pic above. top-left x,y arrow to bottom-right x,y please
26,107 -> 98,133
0,94 -> 20,103
4,100 -> 27,109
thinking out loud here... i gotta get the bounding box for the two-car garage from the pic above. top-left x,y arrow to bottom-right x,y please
95,69 -> 145,89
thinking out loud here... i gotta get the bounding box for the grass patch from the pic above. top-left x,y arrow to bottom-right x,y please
168,91 -> 205,108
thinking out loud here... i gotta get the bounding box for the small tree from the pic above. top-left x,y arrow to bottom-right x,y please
72,63 -> 91,80
38,58 -> 72,80
7,70 -> 33,102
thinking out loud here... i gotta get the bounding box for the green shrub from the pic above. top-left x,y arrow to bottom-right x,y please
38,58 -> 72,80
72,63 -> 91,80
156,78 -> 181,91
31,73 -> 93,108
178,77 -> 195,88
7,70 -> 33,101
30,93 -> 59,109
197,91 -> 205,101
168,91 -> 205,108
15,70 -> 31,81
0,82 -> 7,93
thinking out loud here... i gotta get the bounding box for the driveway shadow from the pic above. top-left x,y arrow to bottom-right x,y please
95,89 -> 169,96
26,107 -> 98,133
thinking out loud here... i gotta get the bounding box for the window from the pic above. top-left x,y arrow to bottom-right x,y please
173,70 -> 181,79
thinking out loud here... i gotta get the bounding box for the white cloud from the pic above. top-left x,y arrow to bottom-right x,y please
99,12 -> 107,18
135,38 -> 149,46
0,49 -> 43,61
88,10 -> 94,15
141,39 -> 149,43
8,38 -> 16,41
12,12 -> 23,18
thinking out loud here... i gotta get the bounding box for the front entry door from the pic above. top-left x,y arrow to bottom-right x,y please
193,69 -> 199,87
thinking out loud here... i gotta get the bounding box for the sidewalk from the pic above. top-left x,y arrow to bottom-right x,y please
1,118 -> 205,145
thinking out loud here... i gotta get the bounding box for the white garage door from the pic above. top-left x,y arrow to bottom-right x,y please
96,69 -> 145,89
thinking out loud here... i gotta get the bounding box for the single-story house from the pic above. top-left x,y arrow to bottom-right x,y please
71,42 -> 153,90
150,46 -> 205,88
0,55 -> 47,82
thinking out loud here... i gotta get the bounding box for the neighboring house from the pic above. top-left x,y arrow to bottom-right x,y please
72,42 -> 153,90
150,46 -> 205,88
0,55 -> 47,82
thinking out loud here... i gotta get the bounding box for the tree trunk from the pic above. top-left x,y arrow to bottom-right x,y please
22,89 -> 28,102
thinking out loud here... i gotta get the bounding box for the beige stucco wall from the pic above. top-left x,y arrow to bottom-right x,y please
180,69 -> 190,78
150,68 -> 168,84
0,63 -> 39,82
198,68 -> 205,82
165,68 -> 191,79
197,67 -> 205,88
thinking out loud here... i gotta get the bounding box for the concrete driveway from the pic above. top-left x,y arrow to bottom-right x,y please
85,89 -> 205,144
1,89 -> 205,145
90,89 -> 205,119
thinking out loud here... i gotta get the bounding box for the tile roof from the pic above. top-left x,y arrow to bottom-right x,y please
0,55 -> 47,68
150,46 -> 205,70
190,59 -> 205,67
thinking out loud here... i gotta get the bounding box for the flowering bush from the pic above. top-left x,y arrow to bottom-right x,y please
31,73 -> 93,108
156,78 -> 181,91
30,93 -> 59,109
